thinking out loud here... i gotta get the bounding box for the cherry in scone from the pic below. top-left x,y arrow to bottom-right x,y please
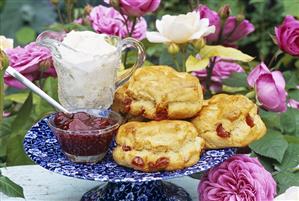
48,110 -> 122,163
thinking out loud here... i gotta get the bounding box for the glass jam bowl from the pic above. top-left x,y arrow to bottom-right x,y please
48,109 -> 122,163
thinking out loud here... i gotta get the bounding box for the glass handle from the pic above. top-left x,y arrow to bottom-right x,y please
115,37 -> 145,88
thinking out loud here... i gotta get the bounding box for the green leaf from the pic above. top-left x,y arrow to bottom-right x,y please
199,45 -> 254,62
251,152 -> 275,173
284,135 -> 299,144
5,92 -> 39,104
249,129 -> 288,163
259,109 -> 281,130
222,72 -> 249,88
0,50 -> 9,123
282,0 -> 299,17
284,71 -> 299,90
15,26 -> 36,45
11,92 -> 33,133
186,56 -> 209,72
275,143 -> 299,171
280,108 -> 297,135
0,0 -> 56,46
159,48 -> 175,68
274,171 -> 299,195
0,175 -> 24,198
6,134 -> 33,166
289,90 -> 299,100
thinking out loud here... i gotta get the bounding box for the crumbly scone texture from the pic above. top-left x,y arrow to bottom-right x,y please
191,94 -> 267,149
112,83 -> 146,122
112,82 -> 129,114
113,66 -> 203,120
113,120 -> 205,172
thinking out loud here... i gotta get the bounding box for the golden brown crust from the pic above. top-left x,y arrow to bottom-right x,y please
112,82 -> 130,114
191,94 -> 266,149
112,66 -> 203,120
112,120 -> 205,172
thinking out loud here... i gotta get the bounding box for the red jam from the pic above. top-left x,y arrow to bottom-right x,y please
52,112 -> 117,157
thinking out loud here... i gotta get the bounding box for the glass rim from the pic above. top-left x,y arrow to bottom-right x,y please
47,110 -> 123,134
52,35 -> 125,61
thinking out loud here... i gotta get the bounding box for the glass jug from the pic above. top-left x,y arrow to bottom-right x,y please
36,31 -> 145,110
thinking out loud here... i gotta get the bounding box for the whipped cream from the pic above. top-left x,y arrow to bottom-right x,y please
61,31 -> 116,56
53,31 -> 121,109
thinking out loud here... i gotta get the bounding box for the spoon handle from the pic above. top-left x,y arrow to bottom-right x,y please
5,66 -> 69,113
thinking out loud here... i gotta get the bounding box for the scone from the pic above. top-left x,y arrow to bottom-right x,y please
112,82 -> 130,114
113,120 -> 205,172
112,83 -> 146,122
113,66 -> 203,120
191,94 -> 266,149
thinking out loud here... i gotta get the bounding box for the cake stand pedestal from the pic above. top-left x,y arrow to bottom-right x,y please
24,116 -> 236,201
81,181 -> 191,201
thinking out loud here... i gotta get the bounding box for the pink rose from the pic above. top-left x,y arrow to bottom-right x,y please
198,155 -> 277,201
288,99 -> 299,109
197,5 -> 254,45
247,62 -> 270,87
127,16 -> 147,40
118,0 -> 160,17
256,72 -> 287,112
4,42 -> 56,89
247,63 -> 287,112
89,5 -> 147,40
275,16 -> 299,57
193,59 -> 244,92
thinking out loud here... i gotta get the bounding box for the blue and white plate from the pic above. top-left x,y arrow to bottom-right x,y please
24,116 -> 236,183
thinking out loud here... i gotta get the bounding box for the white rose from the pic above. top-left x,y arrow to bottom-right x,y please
0,35 -> 13,50
274,186 -> 299,200
146,11 -> 215,44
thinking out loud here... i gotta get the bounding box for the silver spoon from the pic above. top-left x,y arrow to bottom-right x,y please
5,66 -> 70,114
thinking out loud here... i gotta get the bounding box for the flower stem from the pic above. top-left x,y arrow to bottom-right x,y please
123,17 -> 137,69
172,54 -> 180,71
0,71 -> 4,123
56,6 -> 64,24
65,0 -> 74,23
205,57 -> 216,98
188,0 -> 193,11
180,45 -> 187,72
268,49 -> 282,68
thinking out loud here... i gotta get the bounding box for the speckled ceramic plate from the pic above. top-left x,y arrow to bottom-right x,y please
24,115 -> 236,183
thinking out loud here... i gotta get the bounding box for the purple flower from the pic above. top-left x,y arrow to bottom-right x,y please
247,63 -> 287,112
247,62 -> 270,87
89,5 -> 147,40
288,99 -> 299,109
275,16 -> 299,57
4,42 -> 56,89
198,155 -> 277,201
196,5 -> 254,45
196,5 -> 221,43
222,16 -> 255,44
73,18 -> 83,24
193,58 -> 244,92
127,16 -> 147,40
118,0 -> 160,17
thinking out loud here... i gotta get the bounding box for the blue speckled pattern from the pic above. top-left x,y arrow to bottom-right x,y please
23,116 -> 236,183
81,181 -> 192,201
